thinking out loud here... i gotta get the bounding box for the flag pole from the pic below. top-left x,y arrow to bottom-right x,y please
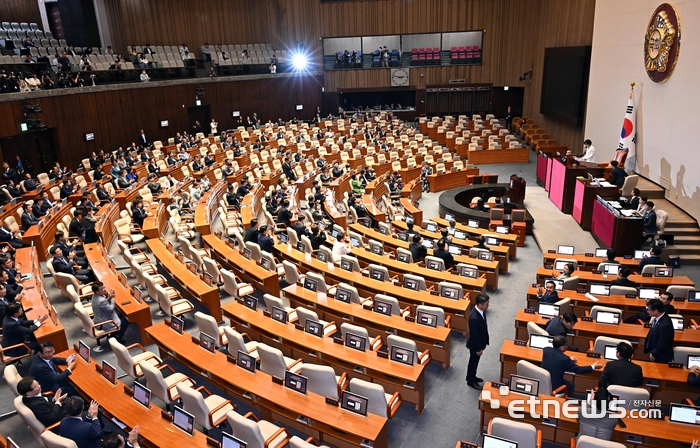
630,81 -> 635,99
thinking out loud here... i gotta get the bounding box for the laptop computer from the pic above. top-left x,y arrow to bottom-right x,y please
242,296 -> 258,310
284,370 -> 308,395
221,432 -> 247,448
305,320 -> 324,337
603,345 -> 618,361
344,332 -> 366,351
482,434 -> 518,448
236,350 -> 256,373
537,303 -> 559,317
271,306 -> 288,323
634,250 -> 651,260
654,266 -> 673,277
416,310 -> 438,327
669,403 -> 700,426
373,299 -> 392,316
639,288 -> 659,300
595,248 -> 608,258
604,264 -> 620,275
170,315 -> 184,334
199,332 -> 216,353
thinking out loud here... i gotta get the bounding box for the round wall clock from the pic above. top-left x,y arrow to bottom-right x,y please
391,68 -> 409,87
644,3 -> 681,83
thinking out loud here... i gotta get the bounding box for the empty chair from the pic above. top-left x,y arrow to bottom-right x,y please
527,321 -> 549,338
608,385 -> 649,411
225,411 -> 290,448
177,383 -> 235,431
339,322 -> 382,351
257,343 -> 303,378
415,305 -> 450,327
575,436 -> 626,448
221,268 -> 255,299
666,285 -> 695,300
554,297 -> 572,315
3,364 -> 22,396
487,417 -> 541,448
589,336 -> 631,355
289,436 -> 331,448
610,286 -> 637,296
156,283 -> 194,318
640,264 -> 665,275
299,364 -> 348,400
282,260 -> 304,285
295,306 -> 336,336
673,346 -> 700,365
516,360 -> 566,397
387,334 -> 430,365
374,294 -> 410,317
195,311 -> 227,347
74,302 -> 118,353
348,378 -> 401,418
109,338 -> 162,380
263,293 -> 297,320
589,305 -> 624,322
562,276 -> 580,290
223,327 -> 259,359
141,361 -> 195,411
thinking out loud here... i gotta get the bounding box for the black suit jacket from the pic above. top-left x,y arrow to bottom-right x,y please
638,256 -> 664,272
541,347 -> 594,391
60,185 -> 74,199
408,242 -> 427,263
642,210 -> 657,234
52,257 -> 76,276
432,248 -> 454,269
244,226 -> 260,244
59,416 -> 103,448
644,313 -> 675,363
138,133 -> 149,146
466,307 -> 489,351
258,234 -> 274,253
610,277 -> 639,287
23,395 -> 67,427
1,316 -> 37,356
610,167 -> 628,188
537,291 -> 560,304
29,355 -> 71,393
2,168 -> 17,183
598,359 -> 643,388
132,207 -> 147,228
545,316 -> 569,337
21,212 -> 38,231
68,219 -> 84,238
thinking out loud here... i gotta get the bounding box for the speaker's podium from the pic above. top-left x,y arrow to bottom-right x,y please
507,174 -> 526,204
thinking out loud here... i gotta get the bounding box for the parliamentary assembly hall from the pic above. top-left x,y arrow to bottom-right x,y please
0,0 -> 699,447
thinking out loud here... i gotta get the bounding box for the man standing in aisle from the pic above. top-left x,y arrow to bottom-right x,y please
466,294 -> 490,390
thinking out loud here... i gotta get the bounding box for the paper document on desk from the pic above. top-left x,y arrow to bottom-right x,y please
585,293 -> 599,302
599,181 -> 615,187
111,417 -> 127,430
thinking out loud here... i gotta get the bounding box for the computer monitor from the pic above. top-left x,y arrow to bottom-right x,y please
242,248 -> 252,260
200,332 -> 216,353
634,250 -> 651,260
478,251 -> 493,261
378,226 -> 388,235
604,264 -> 620,275
78,340 -> 90,363
548,279 -> 564,291
284,370 -> 308,395
669,403 -> 700,426
404,277 -> 419,291
279,233 -> 289,244
389,345 -> 415,365
589,284 -> 610,296
335,288 -> 352,303
528,334 -> 553,350
236,350 -> 256,373
671,316 -> 684,331
654,266 -> 673,278
557,245 -> 574,255
397,233 -> 409,242
604,345 -> 618,361
468,220 -> 479,228
296,242 -> 306,253
689,290 -> 700,302
369,267 -> 386,281
340,391 -> 369,417
370,245 -> 383,256
221,432 -> 247,448
509,374 -> 540,397
132,286 -> 142,304
344,332 -> 366,351
350,237 -> 361,247
173,406 -> 195,435
102,360 -> 117,384
426,259 -> 441,271
397,252 -> 410,263
554,260 -> 569,270
340,259 -> 353,272
537,303 -> 559,317
496,226 -> 509,234
422,239 -> 434,249
260,257 -> 272,271
416,310 -> 438,328
448,245 -> 461,255
486,236 -> 499,246
639,288 -> 659,300
426,223 -> 438,233
405,216 -> 415,225
133,381 -> 151,409
595,311 -> 620,325
482,434 -> 519,448
305,320 -> 324,337
170,315 -> 184,334
454,230 -> 467,240
444,213 -> 454,221
440,285 -> 461,300
373,299 -> 392,316
243,296 -> 258,311
688,355 -> 700,370
303,277 -> 318,292
316,251 -> 328,262
595,248 -> 608,258
271,306 -> 287,323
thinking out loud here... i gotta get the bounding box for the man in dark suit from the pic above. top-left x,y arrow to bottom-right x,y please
641,201 -> 657,237
644,298 -> 675,363
282,157 -> 297,182
598,341 -> 643,388
29,341 -> 77,395
466,294 -> 490,390
146,160 -> 159,175
21,203 -> 40,231
542,335 -> 601,396
4,180 -> 23,198
2,162 -> 17,183
51,246 -> 95,283
624,291 -> 675,324
60,180 -> 75,199
408,234 -> 427,263
433,238 -> 454,269
536,280 -> 560,304
545,312 -> 578,338
2,303 -> 48,356
0,224 -> 26,248
688,365 -> 700,405
17,377 -> 68,427
68,209 -> 85,239
624,188 -> 641,210
257,225 -> 274,253
610,267 -> 638,287
137,129 -> 148,147
609,160 -> 628,188
60,396 -> 103,448
292,215 -> 310,240
505,106 -> 514,131
638,245 -> 664,272
276,200 -> 294,227
54,230 -> 87,266
0,284 -> 10,327
244,219 -> 260,244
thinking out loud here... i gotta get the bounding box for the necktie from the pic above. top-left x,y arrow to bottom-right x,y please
48,361 -> 56,373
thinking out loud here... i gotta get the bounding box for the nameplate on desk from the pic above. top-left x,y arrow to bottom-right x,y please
332,337 -> 343,344
642,273 -> 652,277
362,304 -> 372,311
548,250 -> 556,254
623,255 -> 633,259
674,297 -> 686,302
581,317 -> 593,322
294,323 -> 304,331
460,442 -> 478,448
544,265 -> 553,270
95,364 -> 103,373
668,362 -> 684,369
514,340 -> 527,346
226,355 -> 237,364
405,316 -> 415,322
325,397 -> 339,406
592,270 -> 600,275
577,289 -> 587,294
644,323 -> 652,328
377,351 -> 388,359
587,352 -> 601,359
542,417 -> 557,427
625,294 -> 637,298
263,310 -> 271,318
491,382 -> 507,389
524,308 -> 536,314
272,376 -> 284,385
645,379 -> 659,387
161,409 -> 173,422
191,336 -> 200,345
585,253 -> 594,257
449,270 -> 459,275
206,437 -> 221,448
429,290 -> 439,296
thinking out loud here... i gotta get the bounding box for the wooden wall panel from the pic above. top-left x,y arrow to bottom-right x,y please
0,0 -> 42,27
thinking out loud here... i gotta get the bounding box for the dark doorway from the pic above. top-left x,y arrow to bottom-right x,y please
0,128 -> 59,177
187,106 -> 211,135
491,86 -> 525,119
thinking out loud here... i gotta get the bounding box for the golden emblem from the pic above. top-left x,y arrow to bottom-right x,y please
645,11 -> 675,72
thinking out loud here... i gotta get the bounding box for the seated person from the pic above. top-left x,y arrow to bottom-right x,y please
555,262 -> 575,280
59,396 -> 103,448
545,312 -> 578,338
609,160 -> 628,188
400,221 -> 418,236
408,234 -> 427,263
257,225 -> 274,252
308,224 -> 326,251
604,249 -> 619,264
473,235 -> 488,250
432,238 -> 454,269
598,341 -> 643,388
541,335 -> 601,396
473,199 -> 488,212
17,376 -> 68,427
2,302 -> 48,356
51,246 -> 96,283
624,291 -> 675,324
21,203 -> 40,231
638,245 -> 664,272
131,199 -> 148,229
536,280 -> 559,304
29,341 -> 78,395
610,266 -> 638,287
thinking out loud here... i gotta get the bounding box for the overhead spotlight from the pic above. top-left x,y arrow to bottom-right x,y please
292,52 -> 309,71
519,68 -> 533,82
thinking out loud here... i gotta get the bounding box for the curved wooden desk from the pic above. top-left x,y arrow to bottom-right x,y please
23,202 -> 73,262
542,251 -> 640,271
95,202 -> 120,249
535,267 -> 694,290
194,181 -> 227,236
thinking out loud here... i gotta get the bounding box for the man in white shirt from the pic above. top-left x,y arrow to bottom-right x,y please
575,139 -> 595,162
332,231 -> 352,263
91,282 -> 129,343
139,70 -> 150,82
